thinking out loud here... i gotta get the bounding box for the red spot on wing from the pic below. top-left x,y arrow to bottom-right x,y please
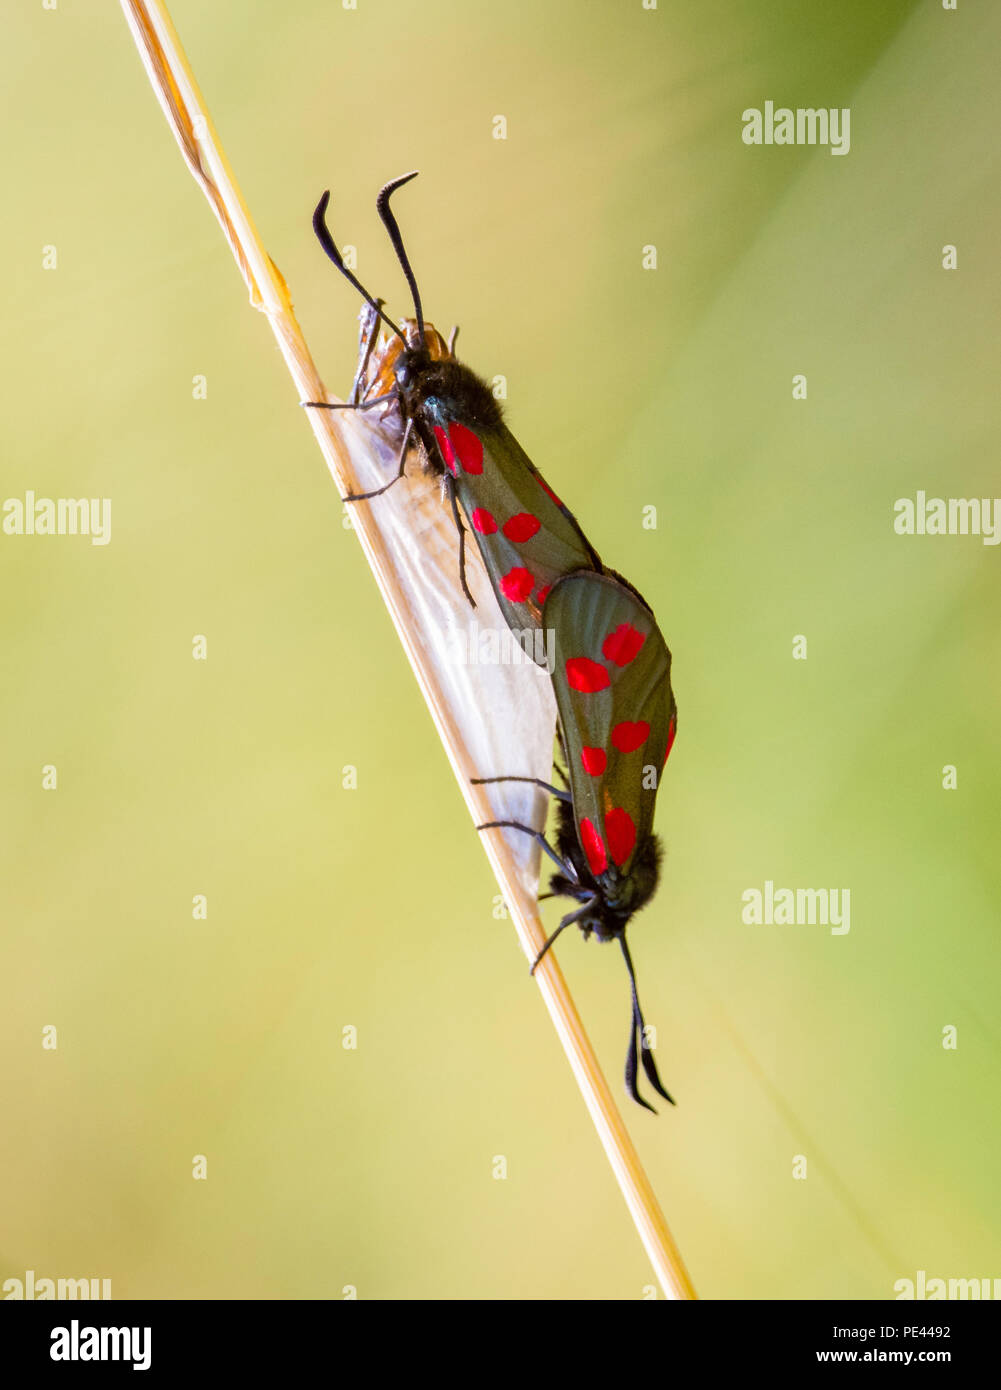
581,747 -> 607,776
471,508 -> 497,534
605,808 -> 637,868
502,512 -> 541,543
602,623 -> 646,667
499,567 -> 534,603
433,424 -> 456,475
565,658 -> 610,692
537,475 -> 564,508
580,818 -> 607,876
611,720 -> 650,754
449,421 -> 483,474
664,713 -> 677,765
536,583 -> 551,606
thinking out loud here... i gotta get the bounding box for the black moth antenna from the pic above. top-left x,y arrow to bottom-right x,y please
620,936 -> 675,1113
376,171 -> 425,347
312,190 -> 405,344
528,900 -> 674,1111
312,173 -> 428,351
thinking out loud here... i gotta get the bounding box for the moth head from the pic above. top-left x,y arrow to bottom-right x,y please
532,881 -> 627,962
391,323 -> 454,410
550,827 -> 663,928
393,344 -> 431,398
605,834 -> 663,919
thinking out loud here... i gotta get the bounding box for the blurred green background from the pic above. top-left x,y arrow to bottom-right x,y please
2,0 -> 999,1300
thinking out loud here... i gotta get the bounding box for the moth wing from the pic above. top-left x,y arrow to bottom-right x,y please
427,407 -> 600,645
545,572 -> 676,877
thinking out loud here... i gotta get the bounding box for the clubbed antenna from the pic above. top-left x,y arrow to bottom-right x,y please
376,171 -> 425,347
312,190 -> 405,343
620,936 -> 675,1112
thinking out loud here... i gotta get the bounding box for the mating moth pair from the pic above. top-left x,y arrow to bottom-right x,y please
307,174 -> 678,1112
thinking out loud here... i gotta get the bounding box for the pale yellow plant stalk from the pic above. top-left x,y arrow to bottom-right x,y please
120,0 -> 696,1300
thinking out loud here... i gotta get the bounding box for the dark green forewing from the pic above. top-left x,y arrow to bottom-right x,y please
424,402 -> 601,656
544,571 -> 677,883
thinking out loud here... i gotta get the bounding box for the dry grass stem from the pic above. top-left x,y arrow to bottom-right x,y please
119,0 -> 696,1300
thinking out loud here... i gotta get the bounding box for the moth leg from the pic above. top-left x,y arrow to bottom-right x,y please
301,391 -> 399,413
475,819 -> 567,876
350,300 -> 386,405
447,323 -> 460,356
471,774 -> 571,803
530,900 -> 594,975
343,415 -> 415,502
445,473 -> 476,609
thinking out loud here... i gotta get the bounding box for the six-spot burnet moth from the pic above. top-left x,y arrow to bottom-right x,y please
306,174 -> 679,1111
475,571 -> 678,1112
303,171 -> 601,646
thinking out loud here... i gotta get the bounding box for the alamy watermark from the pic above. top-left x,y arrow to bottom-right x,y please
742,101 -> 851,156
2,491 -> 111,545
50,1320 -> 151,1372
446,619 -> 555,673
3,1268 -> 111,1299
893,492 -> 1000,546
895,1270 -> 1001,1300
742,880 -> 850,935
